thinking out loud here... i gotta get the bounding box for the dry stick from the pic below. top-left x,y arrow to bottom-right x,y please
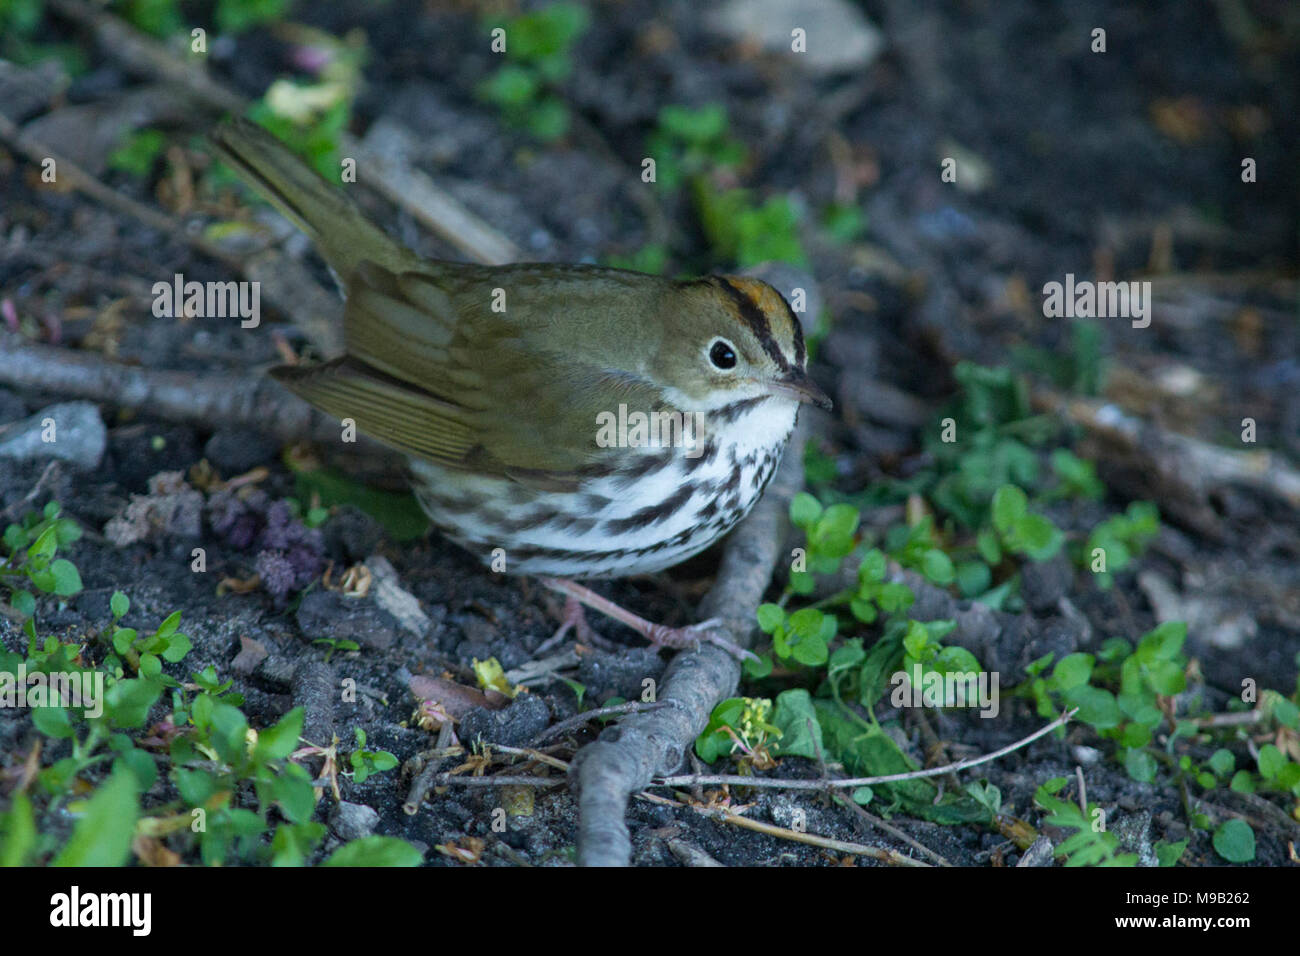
569,419 -> 810,867
0,331 -> 377,449
530,701 -> 667,746
637,792 -> 927,867
1034,386 -> 1300,510
416,774 -> 567,789
48,0 -> 519,268
655,708 -> 1077,790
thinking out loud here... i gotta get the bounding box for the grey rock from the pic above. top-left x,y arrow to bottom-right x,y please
707,0 -> 884,75
1111,811 -> 1159,867
330,801 -> 379,841
1016,835 -> 1056,867
0,401 -> 106,469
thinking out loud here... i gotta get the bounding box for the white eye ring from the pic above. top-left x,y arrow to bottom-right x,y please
708,338 -> 739,370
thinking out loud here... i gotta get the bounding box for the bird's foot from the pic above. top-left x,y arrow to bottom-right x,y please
538,577 -> 757,662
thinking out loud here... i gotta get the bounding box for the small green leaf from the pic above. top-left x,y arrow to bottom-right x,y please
255,707 -> 305,762
155,610 -> 182,641
1257,744 -> 1284,780
789,492 -> 822,529
1124,748 -> 1157,783
323,836 -> 423,867
0,792 -> 36,866
920,549 -> 955,585
49,559 -> 82,596
1154,839 -> 1187,867
770,689 -> 821,759
1211,818 -> 1255,863
991,485 -> 1027,532
756,604 -> 784,633
160,632 -> 192,663
139,653 -> 163,680
1050,653 -> 1094,691
858,548 -> 886,583
52,771 -> 139,866
32,705 -> 76,739
10,590 -> 35,619
1207,749 -> 1235,778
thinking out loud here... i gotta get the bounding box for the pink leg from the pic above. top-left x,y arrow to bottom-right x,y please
534,593 -> 602,656
538,577 -> 757,661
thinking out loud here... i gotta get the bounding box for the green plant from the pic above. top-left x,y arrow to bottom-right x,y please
1211,818 -> 1255,863
112,0 -> 184,38
1084,501 -> 1160,588
695,186 -> 808,268
2,501 -> 84,625
215,0 -> 289,34
695,696 -> 780,763
991,484 -> 1064,561
646,104 -> 747,190
0,564 -> 417,864
787,492 -> 860,594
1034,777 -> 1138,866
111,0 -> 289,36
821,202 -> 867,244
477,3 -> 589,141
348,728 -> 399,784
1013,320 -> 1106,396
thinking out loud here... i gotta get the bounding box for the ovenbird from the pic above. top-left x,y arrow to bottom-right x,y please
212,119 -> 830,651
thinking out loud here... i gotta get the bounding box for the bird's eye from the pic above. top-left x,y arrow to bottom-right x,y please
709,339 -> 737,370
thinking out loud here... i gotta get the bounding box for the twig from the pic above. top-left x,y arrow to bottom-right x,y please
0,332 -> 377,447
412,773 -> 566,789
486,744 -> 571,772
654,709 -> 1077,790
530,701 -> 666,746
638,793 -> 927,867
1190,710 -> 1264,728
836,795 -> 953,867
0,105 -> 346,356
1034,385 -> 1300,532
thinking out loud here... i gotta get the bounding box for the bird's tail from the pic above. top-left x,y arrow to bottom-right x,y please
210,118 -> 413,280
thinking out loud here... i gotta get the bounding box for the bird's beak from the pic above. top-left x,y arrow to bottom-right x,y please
769,370 -> 833,411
